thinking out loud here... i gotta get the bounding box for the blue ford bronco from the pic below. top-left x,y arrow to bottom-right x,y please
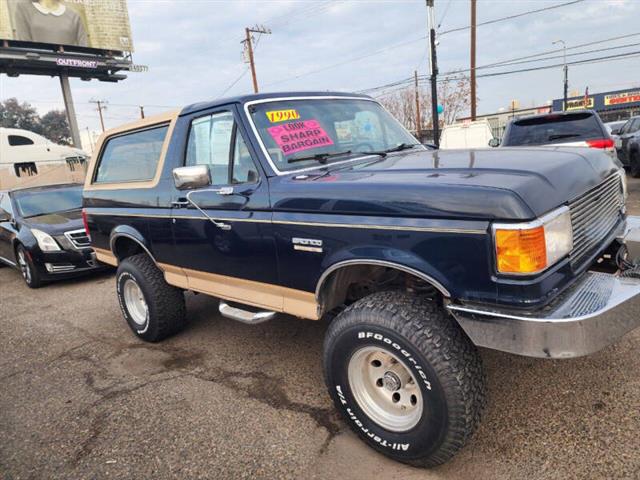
83,92 -> 640,467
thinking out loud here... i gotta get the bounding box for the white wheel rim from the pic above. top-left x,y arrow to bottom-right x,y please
348,346 -> 423,432
123,278 -> 148,326
17,250 -> 31,284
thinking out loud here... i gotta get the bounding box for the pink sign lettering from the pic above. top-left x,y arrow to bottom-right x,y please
267,119 -> 334,155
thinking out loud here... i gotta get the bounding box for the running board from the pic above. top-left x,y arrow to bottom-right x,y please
218,301 -> 276,324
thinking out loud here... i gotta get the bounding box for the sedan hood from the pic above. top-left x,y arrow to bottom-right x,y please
22,209 -> 84,235
270,147 -> 621,220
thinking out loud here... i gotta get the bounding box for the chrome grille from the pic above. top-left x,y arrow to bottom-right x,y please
568,174 -> 624,266
64,229 -> 91,249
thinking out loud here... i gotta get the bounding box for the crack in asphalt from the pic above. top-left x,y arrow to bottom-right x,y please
48,341 -> 343,464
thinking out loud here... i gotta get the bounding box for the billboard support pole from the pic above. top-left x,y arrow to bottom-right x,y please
59,75 -> 81,148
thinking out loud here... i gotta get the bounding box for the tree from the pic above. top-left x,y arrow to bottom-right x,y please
0,98 -> 71,145
0,98 -> 41,132
377,77 -> 472,133
39,110 -> 71,145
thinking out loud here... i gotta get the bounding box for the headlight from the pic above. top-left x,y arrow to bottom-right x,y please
493,206 -> 573,275
620,169 -> 628,200
31,229 -> 61,252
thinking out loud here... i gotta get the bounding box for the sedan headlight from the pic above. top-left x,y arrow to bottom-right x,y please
493,206 -> 573,275
31,229 -> 61,252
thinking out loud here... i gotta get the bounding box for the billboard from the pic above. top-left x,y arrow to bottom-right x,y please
0,0 -> 133,52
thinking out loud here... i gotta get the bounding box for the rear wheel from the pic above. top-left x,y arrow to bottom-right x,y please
323,291 -> 486,467
116,253 -> 186,342
16,245 -> 42,288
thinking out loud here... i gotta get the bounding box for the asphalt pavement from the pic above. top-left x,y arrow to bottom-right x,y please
1,178 -> 640,480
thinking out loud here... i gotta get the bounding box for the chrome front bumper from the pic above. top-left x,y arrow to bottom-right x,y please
448,216 -> 640,359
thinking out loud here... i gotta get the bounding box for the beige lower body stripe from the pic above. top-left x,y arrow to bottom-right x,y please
94,247 -> 118,267
157,262 -> 319,320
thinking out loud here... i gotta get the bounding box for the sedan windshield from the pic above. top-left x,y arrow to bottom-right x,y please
13,186 -> 83,218
248,98 -> 421,171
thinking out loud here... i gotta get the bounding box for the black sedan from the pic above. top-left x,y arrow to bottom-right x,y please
0,183 -> 103,288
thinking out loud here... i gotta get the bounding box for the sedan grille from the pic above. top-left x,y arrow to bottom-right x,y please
64,229 -> 91,249
568,174 -> 624,267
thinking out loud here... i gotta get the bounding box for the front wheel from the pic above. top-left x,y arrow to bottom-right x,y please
323,291 -> 486,467
16,245 -> 42,288
116,253 -> 186,342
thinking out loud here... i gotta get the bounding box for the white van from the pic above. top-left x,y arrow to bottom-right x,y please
0,128 -> 89,189
439,120 -> 495,149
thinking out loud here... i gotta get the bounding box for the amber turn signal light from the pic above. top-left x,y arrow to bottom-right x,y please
495,226 -> 547,274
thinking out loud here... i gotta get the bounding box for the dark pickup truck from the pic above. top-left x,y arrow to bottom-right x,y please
83,92 -> 640,467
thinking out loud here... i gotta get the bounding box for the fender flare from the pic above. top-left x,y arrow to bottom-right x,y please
315,246 -> 451,303
109,225 -> 158,265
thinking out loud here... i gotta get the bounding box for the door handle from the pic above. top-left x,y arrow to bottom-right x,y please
171,199 -> 190,208
212,186 -> 234,195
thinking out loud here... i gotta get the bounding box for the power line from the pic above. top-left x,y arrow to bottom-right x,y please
439,0 -> 586,36
359,33 -> 640,94
217,68 -> 250,98
373,49 -> 640,96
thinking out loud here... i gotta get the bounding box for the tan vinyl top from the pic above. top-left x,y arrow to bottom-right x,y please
84,109 -> 181,191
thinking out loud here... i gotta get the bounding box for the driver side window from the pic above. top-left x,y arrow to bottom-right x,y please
186,112 -> 258,185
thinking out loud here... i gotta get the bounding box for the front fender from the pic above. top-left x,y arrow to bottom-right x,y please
317,245 -> 452,298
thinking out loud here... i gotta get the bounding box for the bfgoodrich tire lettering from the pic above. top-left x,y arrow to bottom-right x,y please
116,253 -> 186,342
323,291 -> 486,467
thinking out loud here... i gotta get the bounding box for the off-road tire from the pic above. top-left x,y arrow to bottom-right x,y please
16,244 -> 43,288
116,253 -> 186,342
323,291 -> 486,467
630,151 -> 640,178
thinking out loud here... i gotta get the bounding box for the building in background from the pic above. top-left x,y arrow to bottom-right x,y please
552,87 -> 640,122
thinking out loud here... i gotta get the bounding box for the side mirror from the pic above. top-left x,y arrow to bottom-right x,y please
173,165 -> 210,190
0,212 -> 10,222
488,138 -> 501,147
611,129 -> 620,136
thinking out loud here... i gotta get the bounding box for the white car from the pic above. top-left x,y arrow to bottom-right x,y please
0,128 -> 88,189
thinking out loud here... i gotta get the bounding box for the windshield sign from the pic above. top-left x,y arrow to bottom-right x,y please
249,98 -> 421,171
13,186 -> 83,218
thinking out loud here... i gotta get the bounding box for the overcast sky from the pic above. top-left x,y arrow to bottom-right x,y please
1,0 -> 639,135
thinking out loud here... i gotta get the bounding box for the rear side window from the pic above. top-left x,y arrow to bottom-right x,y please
8,135 -> 34,146
503,113 -> 604,146
94,125 -> 168,183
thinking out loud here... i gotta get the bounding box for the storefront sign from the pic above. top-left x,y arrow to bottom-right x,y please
604,91 -> 640,106
565,98 -> 594,111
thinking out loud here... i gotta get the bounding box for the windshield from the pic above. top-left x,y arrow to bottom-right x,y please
503,112 -> 605,147
248,98 -> 421,171
13,186 -> 83,218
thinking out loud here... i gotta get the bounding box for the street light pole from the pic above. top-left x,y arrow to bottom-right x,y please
426,0 -> 439,147
553,39 -> 568,111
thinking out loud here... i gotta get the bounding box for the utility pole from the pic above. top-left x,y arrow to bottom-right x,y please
243,25 -> 272,93
139,105 -> 145,119
426,0 -> 440,147
414,70 -> 421,140
470,0 -> 477,121
90,99 -> 107,132
553,39 -> 568,110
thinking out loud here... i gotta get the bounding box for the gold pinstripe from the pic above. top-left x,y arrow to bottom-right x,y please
84,211 -> 487,234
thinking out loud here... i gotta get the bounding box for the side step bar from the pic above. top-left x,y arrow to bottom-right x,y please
218,301 -> 276,325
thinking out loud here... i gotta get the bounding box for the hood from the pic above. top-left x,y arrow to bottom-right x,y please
269,147 -> 621,220
21,209 -> 84,235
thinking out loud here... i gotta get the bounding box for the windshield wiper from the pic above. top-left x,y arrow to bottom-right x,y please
287,150 -> 352,164
356,143 -> 420,158
548,133 -> 582,140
